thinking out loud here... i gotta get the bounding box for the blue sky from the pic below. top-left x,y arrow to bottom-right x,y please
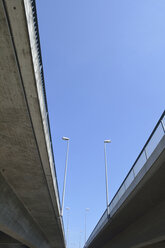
36,1 -> 165,247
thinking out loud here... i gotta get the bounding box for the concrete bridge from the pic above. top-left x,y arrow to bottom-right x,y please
1,0 -> 165,248
85,112 -> 165,248
0,0 -> 65,247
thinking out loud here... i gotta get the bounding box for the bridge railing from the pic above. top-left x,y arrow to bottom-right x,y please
85,111 -> 165,247
24,0 -> 65,240
28,0 -> 62,212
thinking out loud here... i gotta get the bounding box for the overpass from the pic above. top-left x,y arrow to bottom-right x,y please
85,112 -> 165,248
0,0 -> 65,247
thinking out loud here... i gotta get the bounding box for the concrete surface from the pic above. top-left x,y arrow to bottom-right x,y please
0,0 -> 65,247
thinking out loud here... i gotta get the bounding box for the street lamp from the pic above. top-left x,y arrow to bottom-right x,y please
66,207 -> 70,248
79,230 -> 82,248
104,139 -> 111,216
85,208 -> 90,243
61,137 -> 70,217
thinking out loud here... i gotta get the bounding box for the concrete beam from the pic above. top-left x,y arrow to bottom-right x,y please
0,173 -> 50,248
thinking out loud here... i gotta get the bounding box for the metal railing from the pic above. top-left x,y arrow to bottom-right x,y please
86,111 -> 165,247
23,0 -> 66,243
29,0 -> 62,210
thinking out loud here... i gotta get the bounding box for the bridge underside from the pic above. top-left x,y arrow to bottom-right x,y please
0,0 -> 64,247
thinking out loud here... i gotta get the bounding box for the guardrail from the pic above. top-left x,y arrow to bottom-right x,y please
85,111 -> 165,247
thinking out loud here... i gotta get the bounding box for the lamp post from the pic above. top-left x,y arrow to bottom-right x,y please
61,137 -> 70,217
79,230 -> 82,248
85,208 -> 90,244
66,207 -> 70,248
104,139 -> 111,216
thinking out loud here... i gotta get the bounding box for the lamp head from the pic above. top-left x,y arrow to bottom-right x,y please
62,136 -> 69,141
104,139 -> 111,143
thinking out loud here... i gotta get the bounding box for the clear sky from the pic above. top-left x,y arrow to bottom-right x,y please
36,1 -> 165,247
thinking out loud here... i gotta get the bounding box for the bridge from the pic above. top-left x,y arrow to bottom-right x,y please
85,112 -> 165,248
0,0 -> 65,247
1,0 -> 165,248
